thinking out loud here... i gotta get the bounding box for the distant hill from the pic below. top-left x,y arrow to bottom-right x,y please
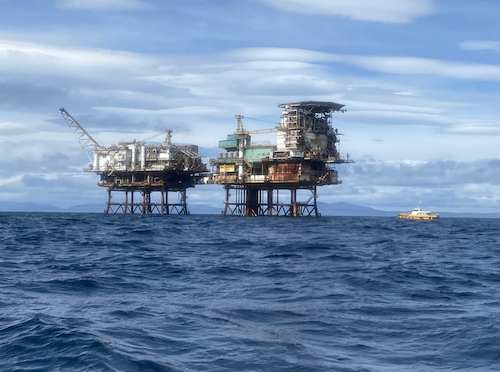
0,201 -> 220,214
0,201 -> 105,213
188,204 -> 222,215
0,201 -> 65,212
0,200 -> 498,218
67,204 -> 106,213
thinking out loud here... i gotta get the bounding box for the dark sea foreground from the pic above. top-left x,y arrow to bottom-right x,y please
0,213 -> 499,372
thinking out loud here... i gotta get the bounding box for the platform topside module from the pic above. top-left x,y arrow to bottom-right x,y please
210,101 -> 350,216
60,108 -> 207,215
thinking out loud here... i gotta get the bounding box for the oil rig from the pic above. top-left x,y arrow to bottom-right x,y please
60,108 -> 207,214
210,101 -> 349,216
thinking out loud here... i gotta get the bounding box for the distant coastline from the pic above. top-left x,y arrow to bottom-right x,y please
0,201 -> 498,218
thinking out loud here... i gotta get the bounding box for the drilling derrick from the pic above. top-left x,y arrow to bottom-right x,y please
60,108 -> 207,215
210,101 -> 349,216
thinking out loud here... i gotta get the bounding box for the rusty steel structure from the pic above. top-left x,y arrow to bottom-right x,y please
210,101 -> 349,216
61,108 -> 207,214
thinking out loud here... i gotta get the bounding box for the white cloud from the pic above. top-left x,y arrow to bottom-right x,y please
0,39 -> 160,83
56,0 -> 152,10
1,39 -> 498,162
228,48 -> 336,63
326,159 -> 500,212
236,61 -> 320,71
322,182 -> 500,214
346,109 -> 451,125
4,40 -> 500,105
344,100 -> 445,115
0,39 -> 498,160
323,158 -> 500,213
92,105 -> 225,116
393,91 -> 418,97
257,0 -> 435,23
438,122 -> 500,136
0,122 -> 36,135
348,55 -> 500,81
230,48 -> 500,82
460,40 -> 500,52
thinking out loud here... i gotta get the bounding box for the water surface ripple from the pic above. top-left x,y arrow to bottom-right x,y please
0,213 -> 499,371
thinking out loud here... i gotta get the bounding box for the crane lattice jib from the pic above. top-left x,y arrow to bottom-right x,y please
247,127 -> 278,134
60,107 -> 103,163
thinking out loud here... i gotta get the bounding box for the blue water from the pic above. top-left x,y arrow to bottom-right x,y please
1,213 -> 499,371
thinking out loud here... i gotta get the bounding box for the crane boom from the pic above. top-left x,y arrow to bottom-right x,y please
60,107 -> 103,163
234,115 -> 278,135
247,127 -> 278,134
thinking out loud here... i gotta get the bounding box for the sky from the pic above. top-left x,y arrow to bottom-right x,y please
0,0 -> 499,213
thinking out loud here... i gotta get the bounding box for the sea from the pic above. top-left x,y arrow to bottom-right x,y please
0,212 -> 499,372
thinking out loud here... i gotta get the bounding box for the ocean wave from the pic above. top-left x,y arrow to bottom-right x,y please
1,214 -> 500,371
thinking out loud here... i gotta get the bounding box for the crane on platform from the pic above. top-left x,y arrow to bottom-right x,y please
60,108 -> 104,163
235,115 -> 278,135
247,127 -> 278,134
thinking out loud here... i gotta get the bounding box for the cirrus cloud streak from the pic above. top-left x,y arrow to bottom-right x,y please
256,0 -> 435,23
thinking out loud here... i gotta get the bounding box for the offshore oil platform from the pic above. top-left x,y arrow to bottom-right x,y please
62,100 -> 349,216
210,101 -> 349,216
60,108 -> 207,214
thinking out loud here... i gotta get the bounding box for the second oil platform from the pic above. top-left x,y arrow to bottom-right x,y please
210,101 -> 349,216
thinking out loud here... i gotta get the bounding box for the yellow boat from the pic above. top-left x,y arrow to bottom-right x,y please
398,206 -> 439,220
